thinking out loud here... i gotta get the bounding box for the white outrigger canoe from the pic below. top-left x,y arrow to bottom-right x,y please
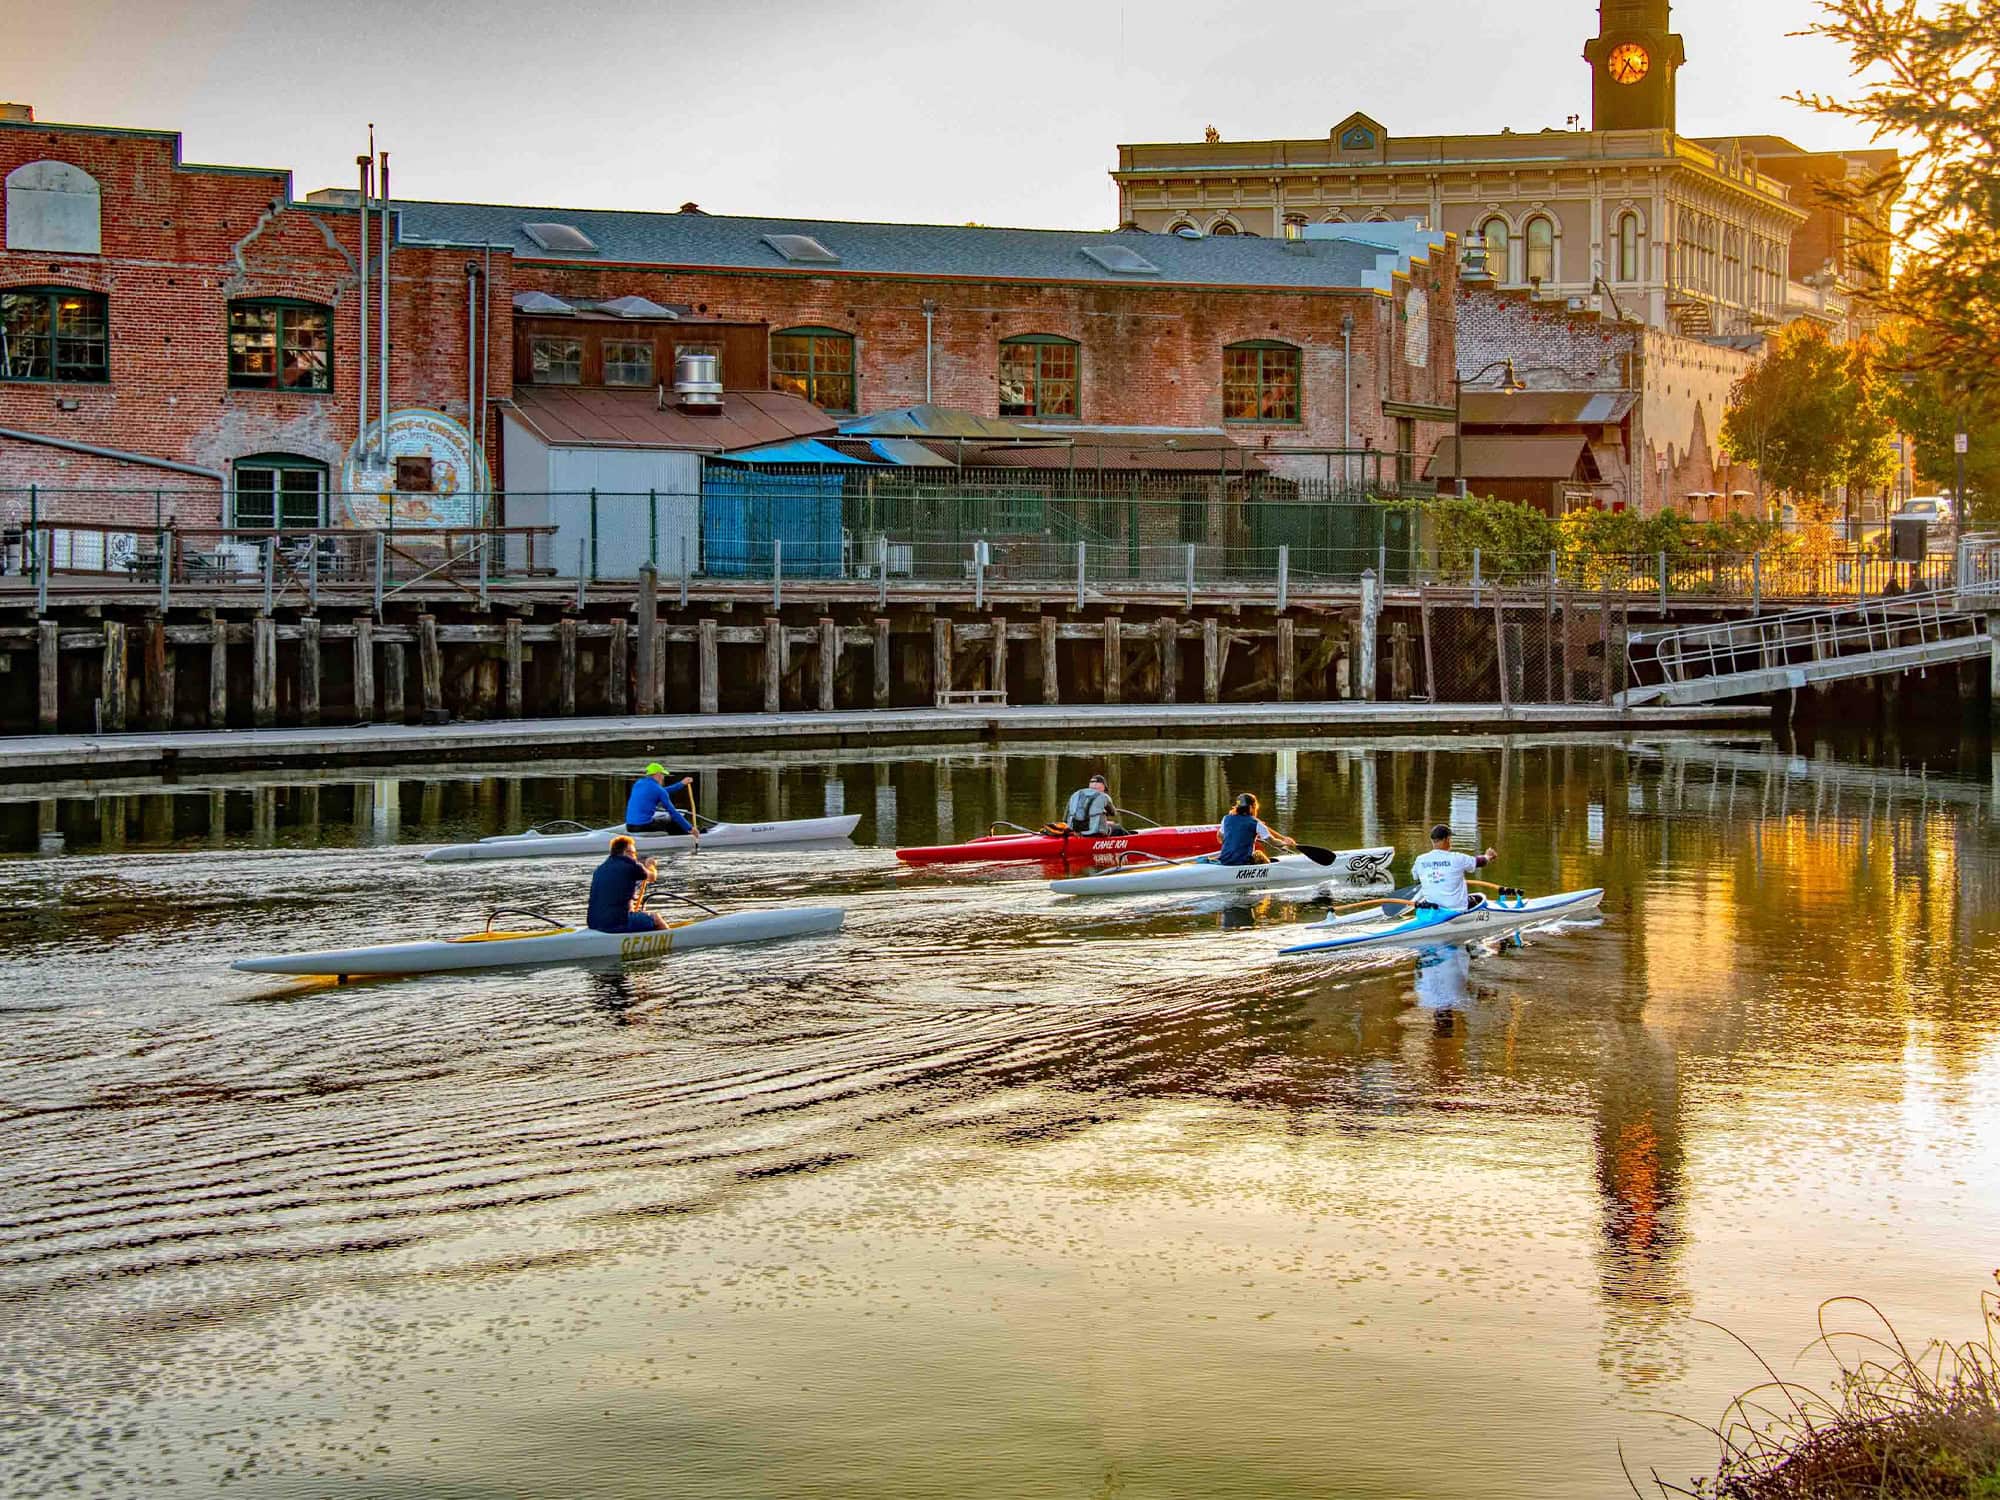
1280,888 -> 1604,957
232,907 -> 845,979
423,813 -> 861,864
1050,846 -> 1396,898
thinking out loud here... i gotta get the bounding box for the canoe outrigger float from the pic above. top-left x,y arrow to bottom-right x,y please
232,906 -> 845,980
1050,846 -> 1397,897
423,814 -> 861,864
1280,888 -> 1605,957
897,823 -> 1221,867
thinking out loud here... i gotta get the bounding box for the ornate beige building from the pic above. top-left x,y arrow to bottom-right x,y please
1111,1 -> 1869,343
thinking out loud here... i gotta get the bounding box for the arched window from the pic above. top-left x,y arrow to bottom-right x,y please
0,286 -> 109,382
1222,339 -> 1301,424
1282,214 -> 1308,240
1208,219 -> 1239,236
1478,217 -> 1510,280
5,161 -> 101,255
1617,213 -> 1642,283
1525,215 -> 1556,284
769,326 -> 856,413
1724,230 -> 1743,303
1167,221 -> 1199,236
232,453 -> 326,531
998,334 -> 1079,419
228,298 -> 332,392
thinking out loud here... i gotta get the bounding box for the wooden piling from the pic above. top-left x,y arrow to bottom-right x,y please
383,642 -> 407,723
818,616 -> 838,711
1102,616 -> 1121,704
1202,619 -> 1221,703
145,617 -> 171,731
989,614 -> 1007,700
698,618 -> 719,714
98,621 -> 127,732
1390,620 -> 1412,700
1492,591 -> 1511,709
1156,616 -> 1178,705
299,616 -> 321,726
207,609 -> 227,728
504,617 -> 524,718
764,616 -> 784,713
874,617 -> 892,708
1419,586 -> 1436,702
417,615 -> 444,719
606,620 -> 628,712
251,616 -> 276,727
353,618 -> 375,722
1039,616 -> 1059,705
558,618 -> 578,715
932,618 -> 954,700
1277,617 -> 1295,702
635,567 -> 658,715
37,619 -> 58,730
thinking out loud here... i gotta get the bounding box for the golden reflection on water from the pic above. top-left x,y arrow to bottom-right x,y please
1,732 -> 1998,1498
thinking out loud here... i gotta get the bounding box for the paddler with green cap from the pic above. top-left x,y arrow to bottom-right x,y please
624,763 -> 698,842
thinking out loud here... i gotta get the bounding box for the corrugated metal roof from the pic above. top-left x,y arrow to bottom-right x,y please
1424,436 -> 1602,482
396,201 -> 1393,291
503,387 -> 836,453
972,430 -> 1267,474
721,437 -> 867,465
865,437 -> 955,467
1459,390 -> 1638,425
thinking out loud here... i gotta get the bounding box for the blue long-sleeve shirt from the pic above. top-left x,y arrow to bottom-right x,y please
624,777 -> 691,832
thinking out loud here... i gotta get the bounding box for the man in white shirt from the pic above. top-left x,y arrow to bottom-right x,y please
1407,823 -> 1498,912
1062,774 -> 1126,836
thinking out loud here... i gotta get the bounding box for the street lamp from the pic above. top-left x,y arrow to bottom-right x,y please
1453,357 -> 1528,499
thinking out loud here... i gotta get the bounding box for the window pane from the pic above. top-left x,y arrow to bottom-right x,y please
814,372 -> 855,413
1260,349 -> 1299,421
1222,347 -> 1262,422
771,331 -> 854,411
532,337 -> 582,384
604,340 -> 654,387
279,307 -> 331,392
1,292 -> 53,379
3,290 -> 107,383
998,342 -> 1037,416
1526,218 -> 1555,282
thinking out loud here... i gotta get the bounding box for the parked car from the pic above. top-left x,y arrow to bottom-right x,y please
1893,495 -> 1956,536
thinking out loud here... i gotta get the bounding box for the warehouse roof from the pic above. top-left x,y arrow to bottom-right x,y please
1423,436 -> 1604,482
396,201 -> 1411,291
1458,390 -> 1638,426
503,387 -> 835,452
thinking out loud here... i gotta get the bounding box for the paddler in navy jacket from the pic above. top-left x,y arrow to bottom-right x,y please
1215,792 -> 1298,866
588,836 -> 668,934
624,763 -> 699,842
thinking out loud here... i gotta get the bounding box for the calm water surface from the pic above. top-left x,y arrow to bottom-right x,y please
2,732 -> 1997,1498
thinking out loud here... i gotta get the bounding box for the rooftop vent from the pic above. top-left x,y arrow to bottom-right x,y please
593,294 -> 677,320
0,103 -> 33,124
1079,243 -> 1161,276
305,187 -> 361,206
672,351 -> 723,413
762,233 -> 840,265
521,221 -> 599,254
512,290 -> 576,315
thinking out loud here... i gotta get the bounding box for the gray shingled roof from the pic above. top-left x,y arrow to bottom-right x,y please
394,201 -> 1396,291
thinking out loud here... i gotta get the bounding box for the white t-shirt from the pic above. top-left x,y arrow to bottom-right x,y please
1411,849 -> 1482,910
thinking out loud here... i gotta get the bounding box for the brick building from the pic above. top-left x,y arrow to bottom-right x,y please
2,105 -> 1462,539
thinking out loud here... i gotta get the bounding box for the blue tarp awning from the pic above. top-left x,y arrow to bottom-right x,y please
866,437 -> 955,467
725,437 -> 868,465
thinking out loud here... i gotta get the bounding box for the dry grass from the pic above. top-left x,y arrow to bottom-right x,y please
1640,1280 -> 2000,1499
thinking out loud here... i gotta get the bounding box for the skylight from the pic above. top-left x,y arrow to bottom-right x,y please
512,291 -> 575,314
762,233 -> 840,265
521,221 -> 599,254
1080,243 -> 1161,275
593,295 -> 677,320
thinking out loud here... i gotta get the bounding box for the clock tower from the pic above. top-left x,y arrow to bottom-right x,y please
1584,0 -> 1686,132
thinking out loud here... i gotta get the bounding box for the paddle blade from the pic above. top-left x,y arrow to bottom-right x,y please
1293,843 -> 1338,866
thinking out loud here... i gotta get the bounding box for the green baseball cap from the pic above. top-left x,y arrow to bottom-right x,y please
644,762 -> 668,776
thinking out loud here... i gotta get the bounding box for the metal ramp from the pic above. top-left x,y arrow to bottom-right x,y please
1618,586 -> 1996,707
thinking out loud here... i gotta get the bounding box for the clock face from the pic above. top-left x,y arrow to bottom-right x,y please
1608,42 -> 1651,85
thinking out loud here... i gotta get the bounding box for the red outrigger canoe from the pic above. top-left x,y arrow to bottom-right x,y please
896,824 -> 1221,867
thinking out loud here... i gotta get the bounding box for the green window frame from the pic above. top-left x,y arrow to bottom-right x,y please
998,335 -> 1079,419
769,327 -> 855,413
232,454 -> 326,531
1222,340 -> 1301,425
228,298 -> 332,392
531,336 -> 583,385
0,286 -> 109,383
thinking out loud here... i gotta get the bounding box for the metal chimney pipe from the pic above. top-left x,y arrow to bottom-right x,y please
378,151 -> 391,462
356,152 -> 372,458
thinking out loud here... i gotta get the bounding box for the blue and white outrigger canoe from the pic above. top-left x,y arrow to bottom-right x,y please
1279,888 -> 1604,957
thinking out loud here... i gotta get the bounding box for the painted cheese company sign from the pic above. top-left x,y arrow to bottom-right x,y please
338,409 -> 491,528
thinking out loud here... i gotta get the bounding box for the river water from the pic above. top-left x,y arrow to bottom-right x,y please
2,731 -> 1997,1499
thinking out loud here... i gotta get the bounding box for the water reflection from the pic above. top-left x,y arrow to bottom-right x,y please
2,729 -> 1998,1498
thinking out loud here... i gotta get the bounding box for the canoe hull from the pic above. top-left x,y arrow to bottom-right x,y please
1050,847 -> 1397,897
232,907 -> 845,978
424,814 -> 861,864
897,825 -> 1221,867
1280,889 -> 1604,956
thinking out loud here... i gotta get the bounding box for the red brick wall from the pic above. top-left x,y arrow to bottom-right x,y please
0,122 -> 508,527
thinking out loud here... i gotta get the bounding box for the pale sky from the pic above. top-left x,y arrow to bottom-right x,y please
7,0 -> 1879,227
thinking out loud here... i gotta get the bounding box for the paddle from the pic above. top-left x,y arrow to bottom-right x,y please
1286,839 -> 1339,867
1322,884 -> 1421,926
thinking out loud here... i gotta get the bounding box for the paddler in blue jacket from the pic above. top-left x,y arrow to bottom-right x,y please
624,763 -> 699,842
1215,793 -> 1298,866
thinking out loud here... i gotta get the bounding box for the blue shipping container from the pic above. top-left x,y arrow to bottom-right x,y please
701,465 -> 845,579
